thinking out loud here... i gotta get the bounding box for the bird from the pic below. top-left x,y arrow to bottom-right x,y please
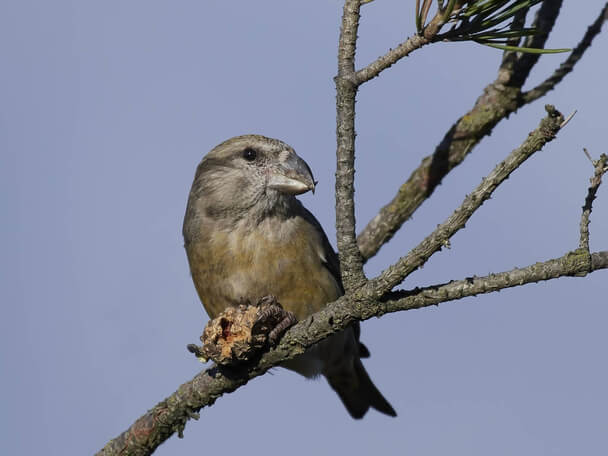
182,134 -> 396,419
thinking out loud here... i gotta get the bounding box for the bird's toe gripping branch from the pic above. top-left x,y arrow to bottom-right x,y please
254,295 -> 298,346
187,296 -> 297,366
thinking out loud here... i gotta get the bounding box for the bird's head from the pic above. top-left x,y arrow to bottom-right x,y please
189,135 -> 316,221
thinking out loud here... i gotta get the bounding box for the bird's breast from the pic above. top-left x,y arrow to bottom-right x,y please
186,216 -> 341,320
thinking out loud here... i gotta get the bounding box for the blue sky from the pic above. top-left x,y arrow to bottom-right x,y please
2,1 -> 607,455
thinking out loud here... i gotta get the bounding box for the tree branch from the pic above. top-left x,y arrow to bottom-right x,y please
97,247 -> 608,456
382,249 -> 606,313
335,0 -> 366,290
363,105 -> 564,297
357,3 -> 605,262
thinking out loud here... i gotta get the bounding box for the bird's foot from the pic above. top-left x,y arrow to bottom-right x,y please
253,295 -> 297,346
187,295 -> 297,366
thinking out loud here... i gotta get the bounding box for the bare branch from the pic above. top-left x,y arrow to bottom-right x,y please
97,247 -> 608,456
523,2 -> 608,104
335,0 -> 367,290
382,249 -> 604,313
579,150 -> 608,251
559,109 -> 577,129
364,105 -> 564,296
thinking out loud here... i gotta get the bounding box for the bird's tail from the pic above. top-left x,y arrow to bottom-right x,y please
326,357 -> 396,419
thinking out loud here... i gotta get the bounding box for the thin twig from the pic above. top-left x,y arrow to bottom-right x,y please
560,110 -> 577,129
579,150 -> 608,251
364,106 -> 564,297
523,2 -> 608,104
355,34 -> 430,84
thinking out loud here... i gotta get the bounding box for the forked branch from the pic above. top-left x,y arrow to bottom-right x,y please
363,105 -> 565,297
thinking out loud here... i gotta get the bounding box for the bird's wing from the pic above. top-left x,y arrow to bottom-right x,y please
298,203 -> 343,294
298,203 -> 370,357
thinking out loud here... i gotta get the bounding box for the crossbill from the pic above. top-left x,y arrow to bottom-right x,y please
183,134 -> 395,418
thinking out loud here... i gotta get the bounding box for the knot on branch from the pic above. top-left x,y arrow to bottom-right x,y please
538,104 -> 564,137
564,249 -> 593,278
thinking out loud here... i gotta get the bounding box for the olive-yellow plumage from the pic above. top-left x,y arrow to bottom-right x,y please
183,134 -> 395,418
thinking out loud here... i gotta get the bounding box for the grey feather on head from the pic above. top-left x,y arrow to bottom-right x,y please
184,134 -> 316,231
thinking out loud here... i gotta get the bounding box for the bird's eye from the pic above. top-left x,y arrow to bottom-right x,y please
242,148 -> 257,162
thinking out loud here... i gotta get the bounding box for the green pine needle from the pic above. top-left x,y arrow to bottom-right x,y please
477,42 -> 571,53
435,0 -> 568,55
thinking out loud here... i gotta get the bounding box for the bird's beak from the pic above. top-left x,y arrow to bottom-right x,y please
267,150 -> 317,195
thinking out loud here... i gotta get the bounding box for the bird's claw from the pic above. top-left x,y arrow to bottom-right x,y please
252,295 -> 298,346
186,343 -> 208,362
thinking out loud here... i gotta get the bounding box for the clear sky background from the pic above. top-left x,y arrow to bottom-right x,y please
2,1 -> 607,455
